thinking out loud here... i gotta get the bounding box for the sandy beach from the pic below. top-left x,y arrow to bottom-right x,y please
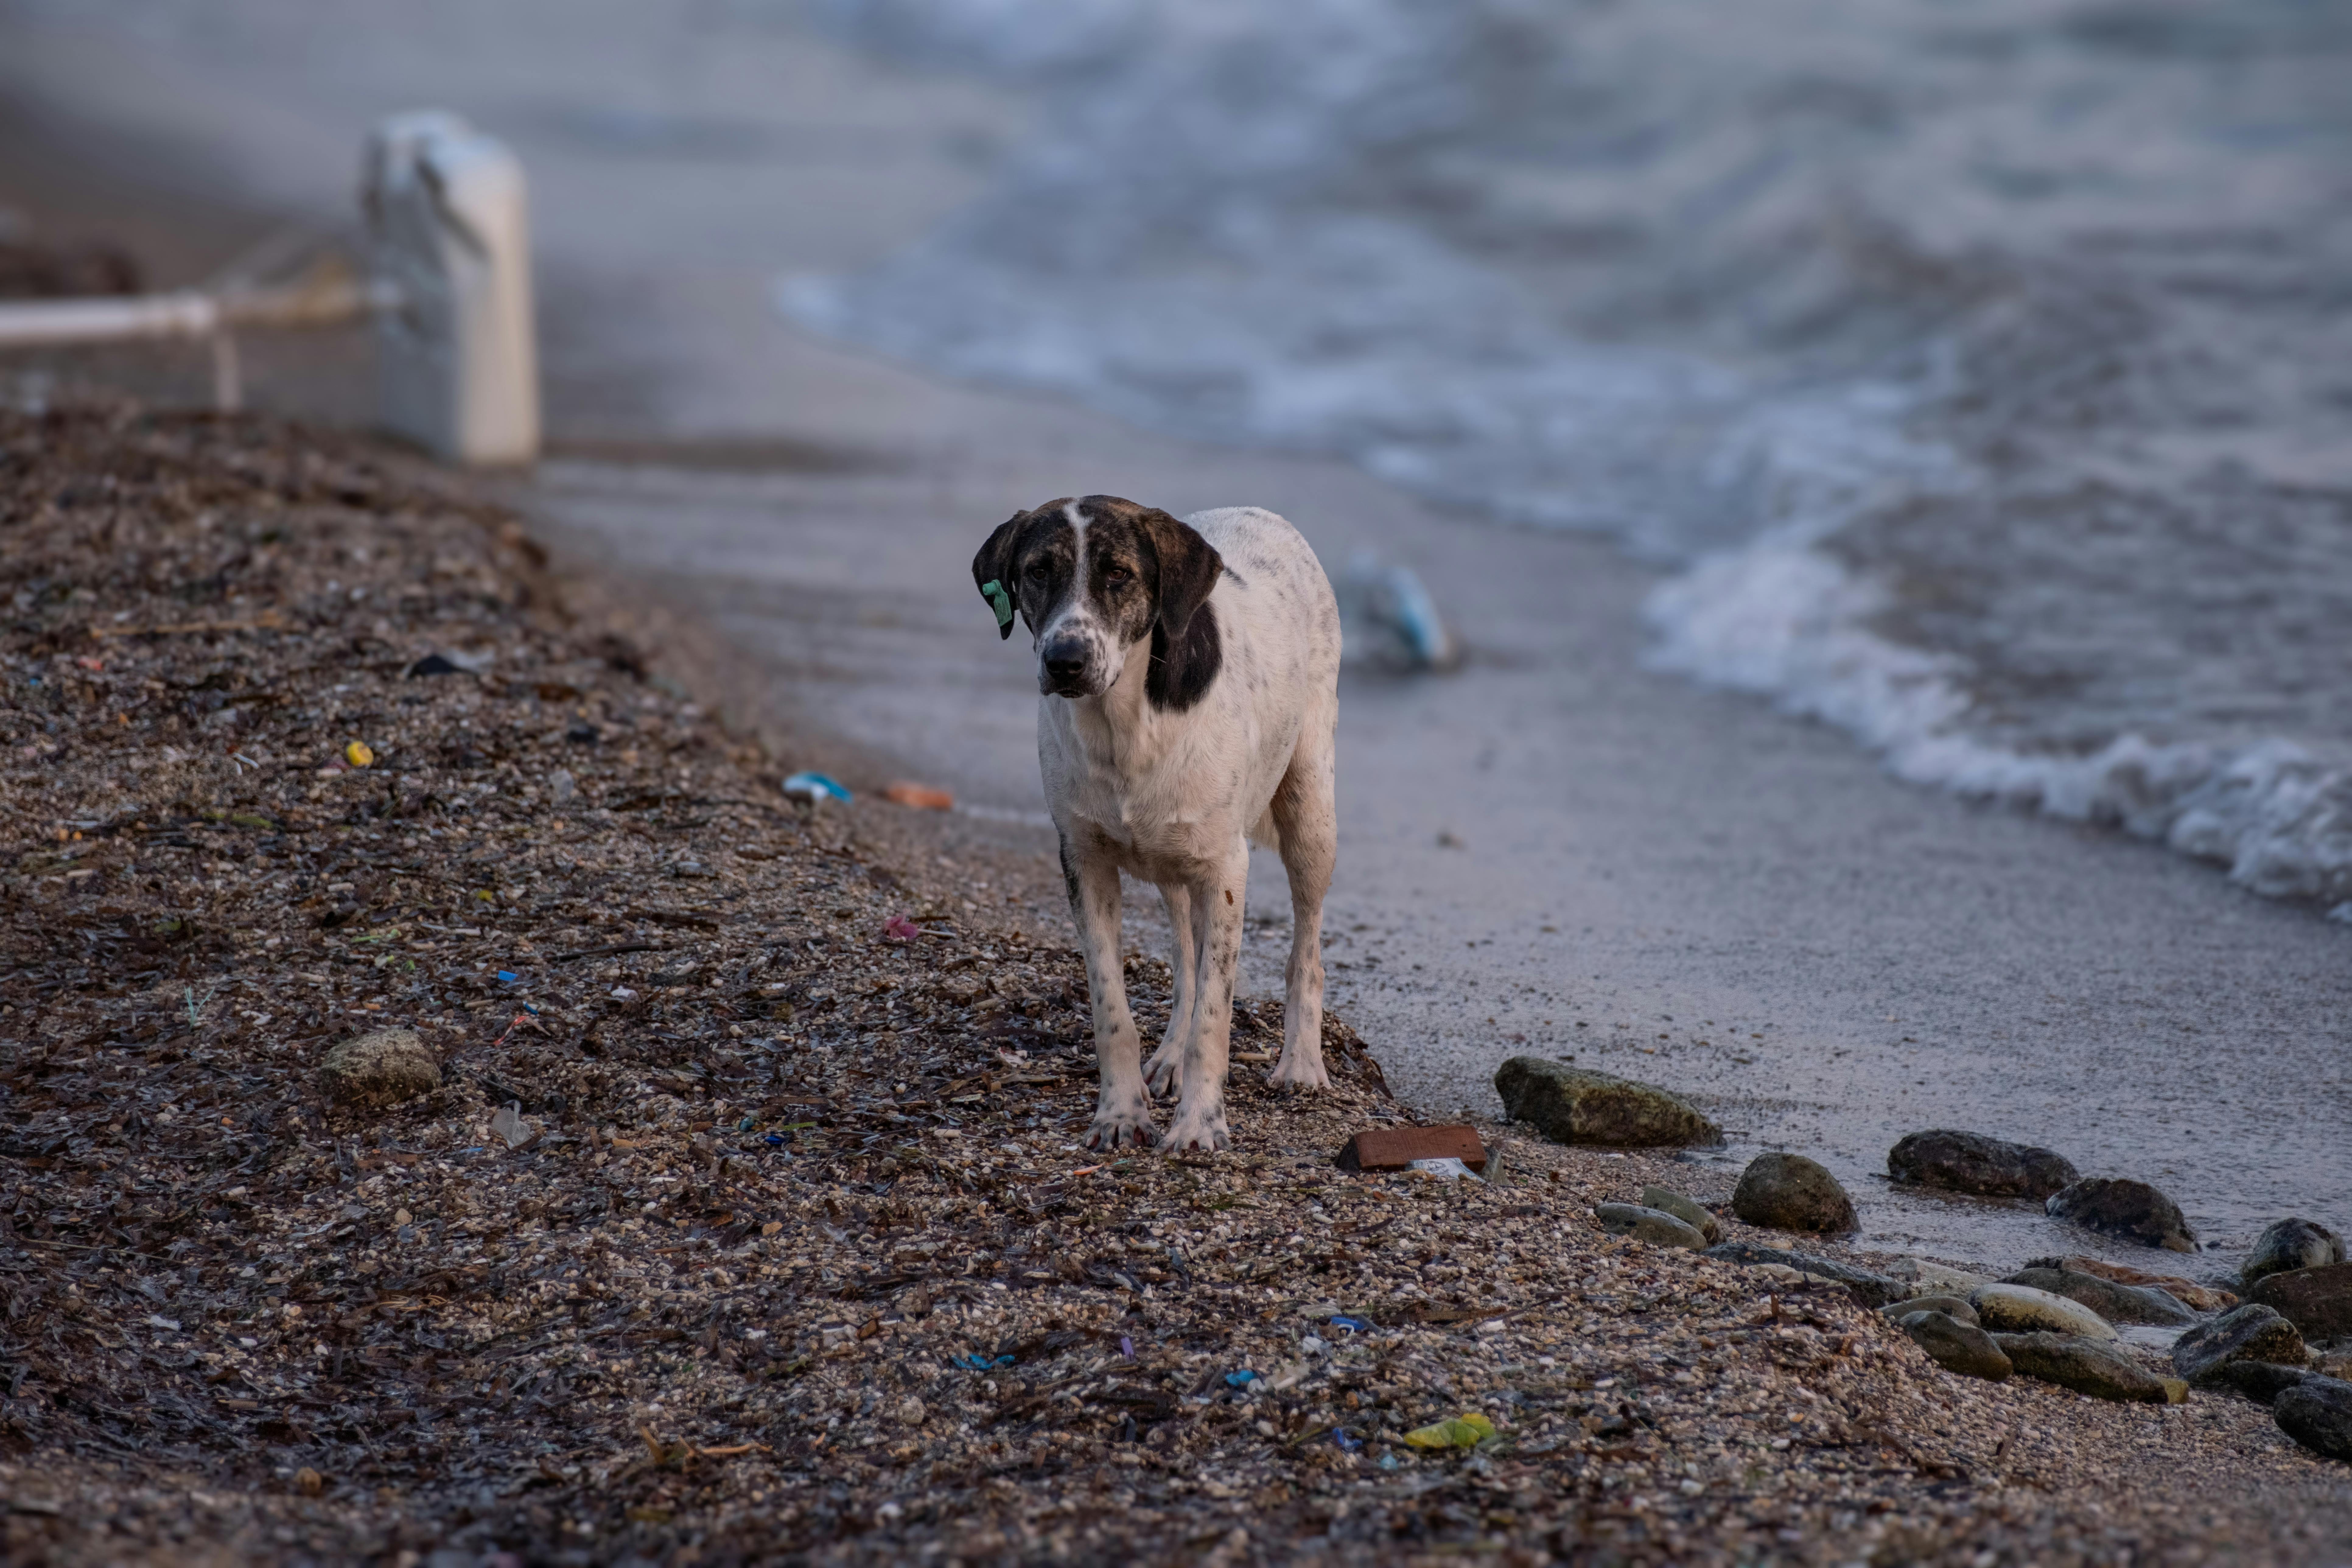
2,0 -> 2345,1303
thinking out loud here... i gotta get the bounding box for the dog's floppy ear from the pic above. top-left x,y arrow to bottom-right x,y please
972,513 -> 1024,640
1143,509 -> 1223,642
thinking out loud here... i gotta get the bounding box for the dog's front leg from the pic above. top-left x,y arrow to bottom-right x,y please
1164,841 -> 1248,1153
1067,837 -> 1155,1150
1141,882 -> 1194,1099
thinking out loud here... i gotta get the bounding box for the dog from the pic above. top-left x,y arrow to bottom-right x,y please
973,495 -> 1341,1152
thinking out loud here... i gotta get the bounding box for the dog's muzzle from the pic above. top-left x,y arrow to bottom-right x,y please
1039,634 -> 1099,698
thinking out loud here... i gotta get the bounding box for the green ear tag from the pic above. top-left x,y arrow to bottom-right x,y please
980,578 -> 1015,630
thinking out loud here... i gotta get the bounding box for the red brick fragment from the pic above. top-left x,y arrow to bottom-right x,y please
1335,1124 -> 1487,1174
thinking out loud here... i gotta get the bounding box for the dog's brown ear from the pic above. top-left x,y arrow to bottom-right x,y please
1143,509 -> 1223,642
972,513 -> 1024,640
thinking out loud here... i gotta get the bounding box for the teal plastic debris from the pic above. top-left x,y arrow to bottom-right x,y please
782,771 -> 851,803
1225,1370 -> 1259,1388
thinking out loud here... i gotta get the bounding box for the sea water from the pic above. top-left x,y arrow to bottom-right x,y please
786,0 -> 2352,914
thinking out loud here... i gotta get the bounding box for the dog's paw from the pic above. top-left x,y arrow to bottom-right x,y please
1266,1050 -> 1331,1092
1084,1107 -> 1158,1151
1142,1044 -> 1183,1099
1162,1103 -> 1231,1154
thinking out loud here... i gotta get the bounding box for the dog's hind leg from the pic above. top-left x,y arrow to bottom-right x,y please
1267,739 -> 1335,1091
1142,882 -> 1194,1099
1164,839 -> 1248,1153
1065,833 -> 1156,1150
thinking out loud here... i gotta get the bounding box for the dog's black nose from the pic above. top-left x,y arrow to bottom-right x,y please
1041,638 -> 1089,688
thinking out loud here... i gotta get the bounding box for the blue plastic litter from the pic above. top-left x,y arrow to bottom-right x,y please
1332,1428 -> 1364,1452
496,971 -> 518,983
782,771 -> 852,803
1119,1336 -> 1134,1359
1330,1315 -> 1372,1334
954,1352 -> 1017,1370
764,1133 -> 789,1147
1225,1370 -> 1259,1388
737,1115 -> 757,1132
522,1003 -> 539,1015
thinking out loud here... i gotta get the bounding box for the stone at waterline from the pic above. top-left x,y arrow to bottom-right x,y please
1971,1282 -> 2118,1340
2215,1360 -> 2319,1406
1732,1152 -> 1856,1235
2248,1262 -> 2352,1342
1887,1257 -> 1992,1297
2045,1176 -> 2198,1253
2241,1218 -> 2346,1290
1898,1311 -> 2011,1381
1882,1294 -> 1980,1327
2274,1377 -> 2352,1462
1992,1332 -> 2188,1403
1705,1242 -> 1905,1307
1640,1185 -> 1721,1244
1593,1203 -> 1708,1250
2003,1265 -> 2197,1327
2024,1254 -> 2235,1313
1888,1129 -> 2077,1199
319,1028 -> 440,1111
2172,1304 -> 2306,1387
1493,1058 -> 1721,1147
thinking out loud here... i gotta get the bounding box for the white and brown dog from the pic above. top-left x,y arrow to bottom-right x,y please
974,495 -> 1341,1153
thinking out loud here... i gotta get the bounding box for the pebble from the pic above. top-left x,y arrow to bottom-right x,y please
2171,1304 -> 2306,1387
1881,1294 -> 1980,1327
2273,1377 -> 2352,1461
2213,1360 -> 2321,1406
1886,1257 -> 1992,1297
1705,1242 -> 1905,1307
1969,1282 -> 2118,1340
318,1028 -> 441,1112
1897,1311 -> 2012,1381
1992,1332 -> 2188,1404
1493,1058 -> 1721,1147
1593,1203 -> 1708,1250
2023,1254 -> 2235,1313
2002,1265 -> 2197,1327
1731,1152 -> 1856,1235
2240,1218 -> 2345,1290
1887,1129 -> 2078,1199
2246,1263 -> 2352,1344
2044,1176 -> 2198,1253
1640,1185 -> 1722,1244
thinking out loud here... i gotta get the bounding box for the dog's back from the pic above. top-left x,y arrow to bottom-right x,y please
1182,507 -> 1341,845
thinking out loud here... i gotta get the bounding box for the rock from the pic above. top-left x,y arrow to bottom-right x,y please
2274,1377 -> 2352,1462
2023,1255 -> 2236,1312
1732,1153 -> 1857,1235
2214,1360 -> 2320,1406
2045,1177 -> 2197,1253
2003,1266 -> 2197,1327
1970,1282 -> 2118,1340
1882,1294 -> 1980,1327
1887,1129 -> 2077,1199
2242,1219 -> 2346,1290
1705,1242 -> 1905,1307
2248,1262 -> 2352,1343
1897,1311 -> 2012,1381
1992,1332 -> 2188,1403
1886,1257 -> 1993,1297
2171,1304 -> 2307,1386
1594,1203 -> 1708,1250
319,1028 -> 440,1111
1493,1059 -> 1722,1147
1640,1186 -> 1722,1244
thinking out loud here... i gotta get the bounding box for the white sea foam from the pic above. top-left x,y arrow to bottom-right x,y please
798,0 -> 2352,912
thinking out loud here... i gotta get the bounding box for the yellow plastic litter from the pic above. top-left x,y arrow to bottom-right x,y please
345,740 -> 375,768
1402,1412 -> 1495,1450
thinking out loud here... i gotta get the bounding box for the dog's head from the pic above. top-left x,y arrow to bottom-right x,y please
972,495 -> 1223,700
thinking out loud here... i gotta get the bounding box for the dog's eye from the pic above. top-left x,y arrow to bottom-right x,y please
1103,566 -> 1133,587
1025,562 -> 1052,581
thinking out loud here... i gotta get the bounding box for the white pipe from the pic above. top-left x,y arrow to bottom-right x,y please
0,289 -> 221,348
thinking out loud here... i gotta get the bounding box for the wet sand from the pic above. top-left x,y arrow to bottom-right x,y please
4,2 -> 2346,1281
